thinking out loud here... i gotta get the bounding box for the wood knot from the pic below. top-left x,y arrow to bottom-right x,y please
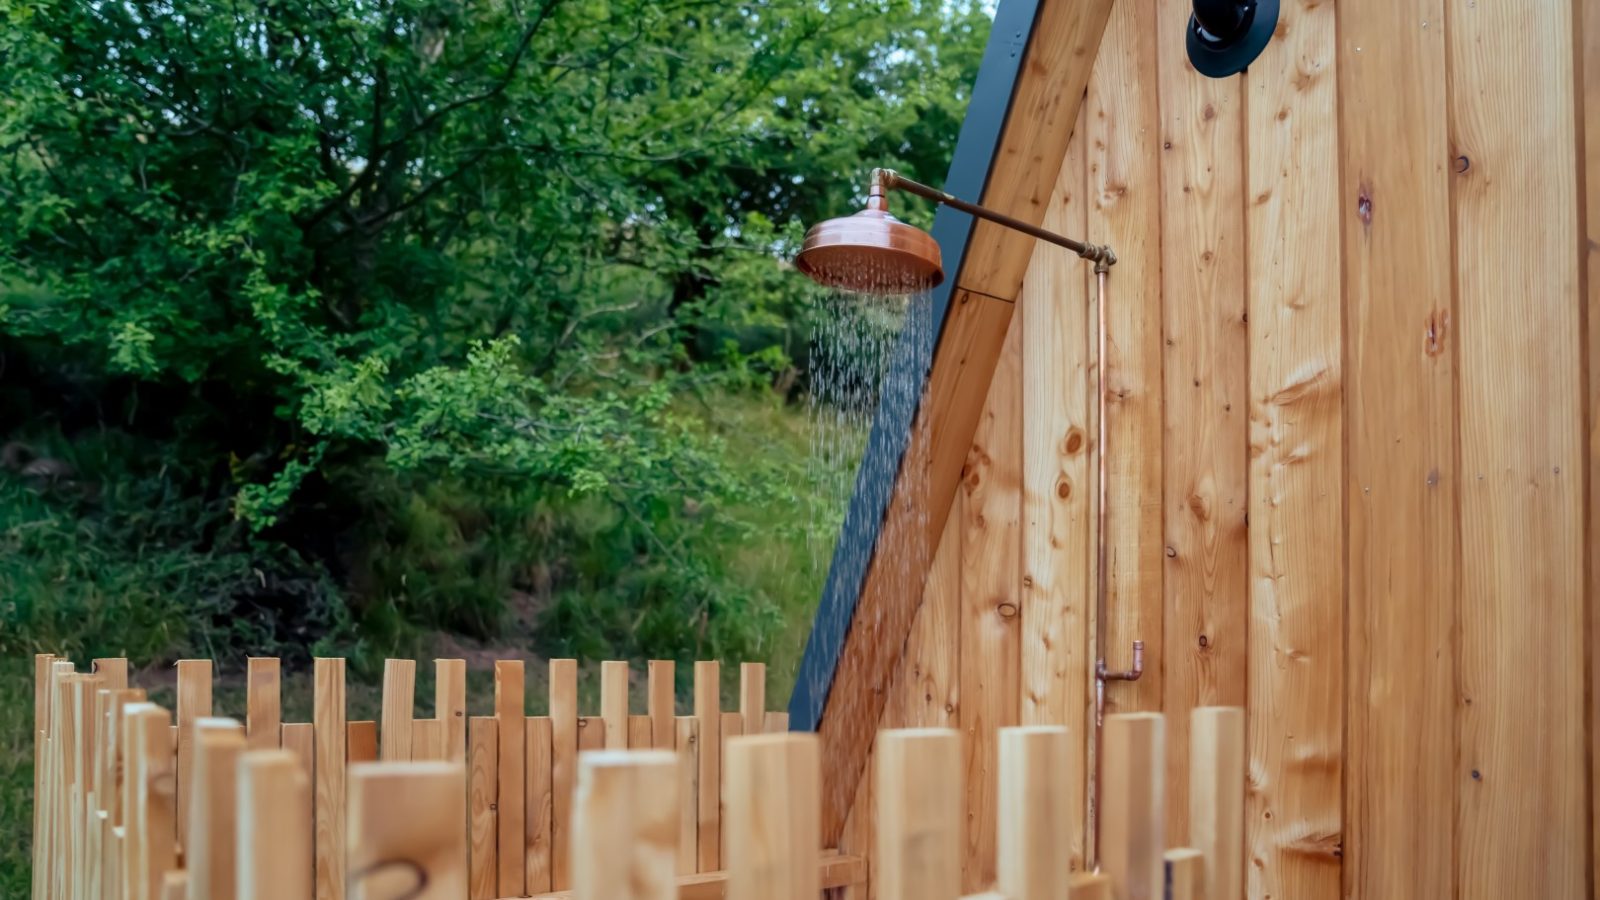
1424,309 -> 1449,357
1064,427 -> 1085,454
1356,183 -> 1373,228
996,602 -> 1019,619
1055,476 -> 1072,499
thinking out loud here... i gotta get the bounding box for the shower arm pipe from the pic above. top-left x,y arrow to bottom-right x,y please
868,169 -> 1118,268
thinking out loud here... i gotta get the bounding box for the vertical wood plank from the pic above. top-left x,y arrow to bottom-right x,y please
348,762 -> 468,900
175,659 -> 213,848
1068,873 -> 1112,899
1584,0 -> 1600,887
435,659 -> 467,764
346,722 -> 378,764
282,723 -> 315,784
874,729 -> 961,900
1019,98 -> 1093,741
1164,848 -> 1203,900
32,652 -> 55,900
675,716 -> 700,875
1086,0 -> 1166,717
693,660 -> 722,872
720,711 -> 743,869
238,750 -> 312,900
1338,0 -> 1457,893
126,703 -> 176,900
901,491 -> 962,733
571,751 -> 678,900
725,734 -> 819,900
162,871 -> 187,900
525,716 -> 554,893
493,660 -> 526,897
380,659 -> 416,762
548,658 -> 578,890
187,719 -> 244,900
1189,707 -> 1244,900
1448,0 -> 1587,893
738,663 -> 766,739
92,658 -> 129,691
578,716 -> 604,752
960,316 -> 1022,891
246,659 -> 281,751
1243,0 -> 1345,893
996,726 -> 1073,900
601,660 -> 629,750
1101,713 -> 1163,900
468,717 -> 498,900
764,712 -> 790,734
313,658 -> 347,900
628,715 -> 651,749
1153,0 -> 1248,851
647,661 -> 676,749
410,719 -> 443,761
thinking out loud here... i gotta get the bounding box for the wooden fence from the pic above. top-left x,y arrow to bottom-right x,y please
28,654 -> 810,900
31,653 -> 1245,899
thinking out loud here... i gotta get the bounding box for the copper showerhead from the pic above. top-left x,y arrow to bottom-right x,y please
794,170 -> 943,295
794,207 -> 944,295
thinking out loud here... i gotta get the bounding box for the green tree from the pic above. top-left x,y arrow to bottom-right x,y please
0,0 -> 989,658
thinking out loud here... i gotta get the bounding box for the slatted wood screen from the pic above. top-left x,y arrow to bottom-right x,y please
28,654 -> 794,900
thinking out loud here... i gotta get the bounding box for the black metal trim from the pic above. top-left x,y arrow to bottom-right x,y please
787,0 -> 1044,732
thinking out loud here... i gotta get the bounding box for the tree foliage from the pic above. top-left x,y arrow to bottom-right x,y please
0,0 -> 989,662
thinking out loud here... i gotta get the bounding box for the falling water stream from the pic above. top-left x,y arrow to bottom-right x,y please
799,252 -> 938,776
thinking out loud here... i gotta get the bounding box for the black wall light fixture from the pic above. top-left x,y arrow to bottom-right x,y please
1187,0 -> 1279,78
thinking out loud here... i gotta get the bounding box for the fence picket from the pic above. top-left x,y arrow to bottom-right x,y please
874,729 -> 962,900
348,762 -> 468,899
571,751 -> 678,900
725,733 -> 819,900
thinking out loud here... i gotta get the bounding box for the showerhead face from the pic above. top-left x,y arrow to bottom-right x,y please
794,208 -> 943,295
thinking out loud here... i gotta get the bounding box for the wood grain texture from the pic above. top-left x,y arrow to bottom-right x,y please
601,660 -> 629,750
411,718 -> 444,761
526,716 -> 554,893
468,717 -> 498,900
1338,0 -> 1456,893
1584,0 -> 1600,887
996,726 -> 1073,900
494,659 -> 526,897
901,491 -> 962,732
1153,0 -> 1248,850
246,659 -> 281,751
548,658 -> 578,890
436,659 -> 468,764
629,715 -> 652,748
1448,0 -> 1587,894
1099,713 -> 1163,900
282,722 -> 315,784
1242,0 -> 1345,895
31,652 -> 54,900
648,661 -> 676,749
1086,0 -> 1164,716
675,716 -> 700,875
187,719 -> 244,900
346,721 -> 378,764
571,751 -> 678,900
238,750 -> 312,900
694,660 -> 723,872
313,658 -> 347,900
381,658 -> 416,762
93,657 -> 129,691
525,854 -> 865,900
175,659 -> 213,847
578,716 -> 603,752
960,316 -> 1023,891
1188,707 -> 1243,900
874,729 -> 961,900
955,0 -> 1116,302
724,734 -> 819,900
1019,101 -> 1092,737
1067,873 -> 1111,900
348,762 -> 468,900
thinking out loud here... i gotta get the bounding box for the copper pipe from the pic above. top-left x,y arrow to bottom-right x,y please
1089,260 -> 1143,871
872,169 -> 1117,267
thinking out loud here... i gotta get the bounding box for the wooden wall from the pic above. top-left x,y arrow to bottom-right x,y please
835,0 -> 1596,896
